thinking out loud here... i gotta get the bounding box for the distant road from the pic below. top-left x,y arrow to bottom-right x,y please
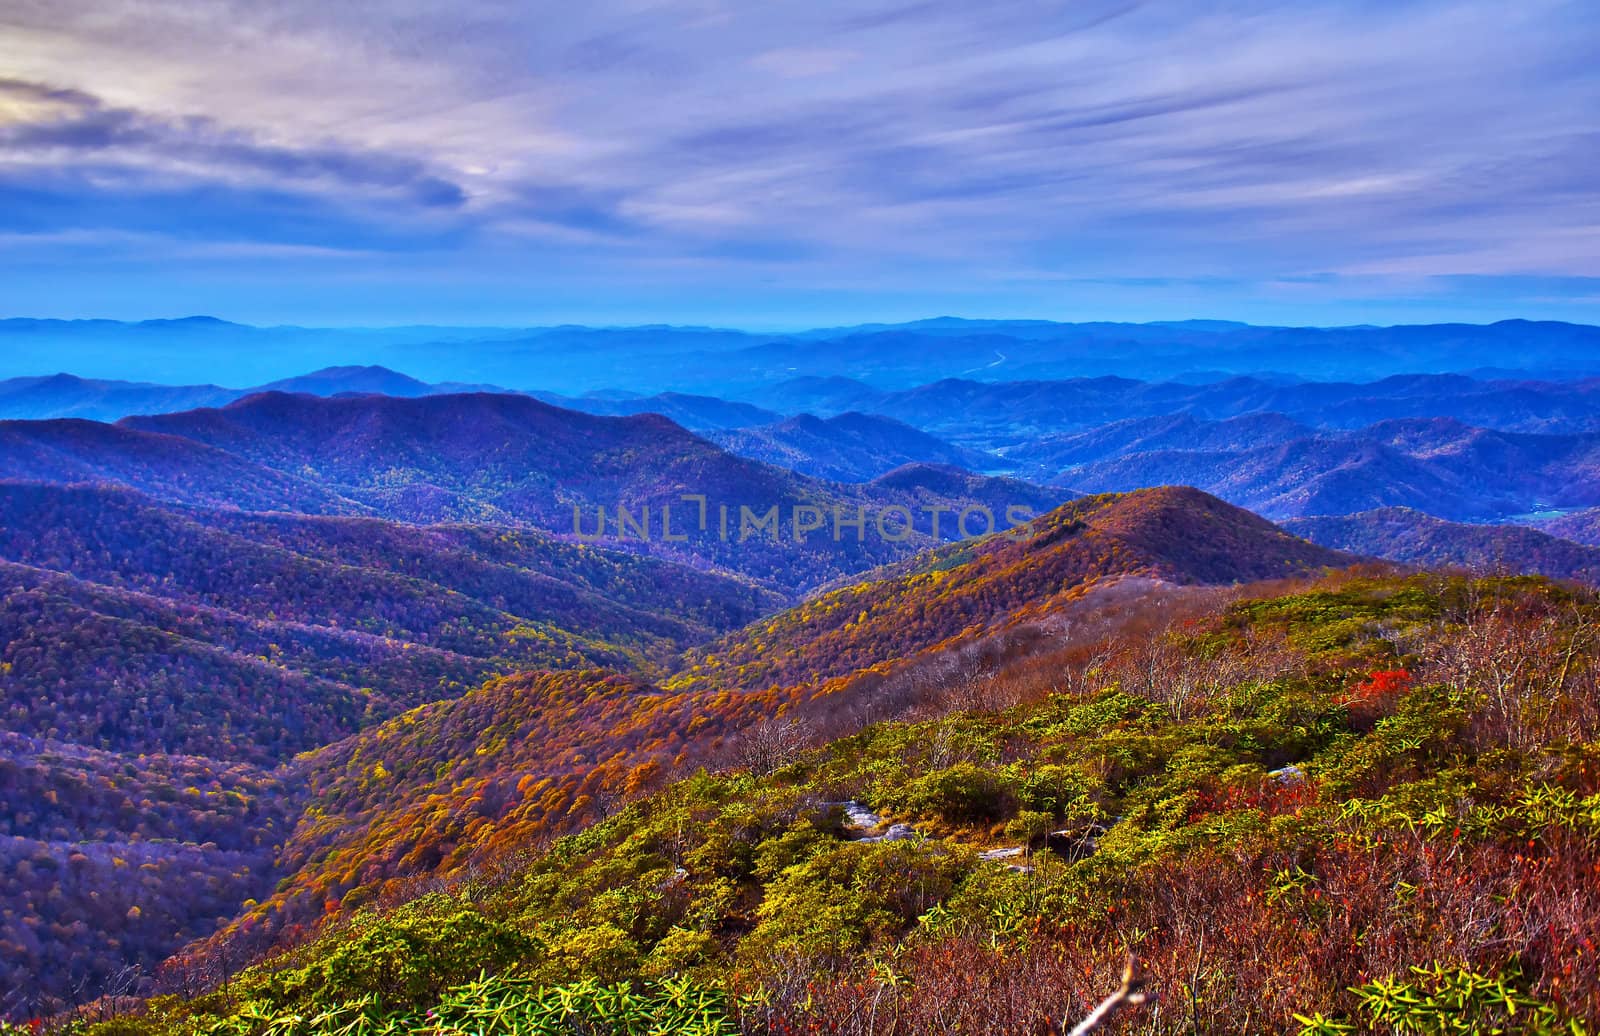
962,350 -> 1007,375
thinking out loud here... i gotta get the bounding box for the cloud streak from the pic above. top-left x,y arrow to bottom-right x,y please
0,77 -> 467,210
0,0 -> 1597,323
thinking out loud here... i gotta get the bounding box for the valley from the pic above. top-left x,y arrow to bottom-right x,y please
0,326 -> 1597,1032
11,3 -> 1600,1029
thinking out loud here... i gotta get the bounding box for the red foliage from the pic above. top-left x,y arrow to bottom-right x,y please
1353,668 -> 1413,698
1189,773 -> 1314,821
1344,667 -> 1413,724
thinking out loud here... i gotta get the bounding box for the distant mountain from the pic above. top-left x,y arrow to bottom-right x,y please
744,375 -> 887,415
710,412 -> 999,481
0,373 -> 239,423
0,318 -> 532,386
117,392 -> 874,589
380,325 -> 780,391
867,463 -> 1069,525
1006,412 -> 1312,473
669,486 -> 1354,696
1284,508 -> 1600,585
788,316 -> 1075,340
42,392 -> 1060,591
834,374 -> 1600,445
6,315 -> 1600,393
1065,438 -> 1474,518
0,315 -> 249,334
1534,507 -> 1600,546
7,363 -> 1599,452
845,376 -> 1159,446
1016,416 -> 1600,521
0,417 -> 361,513
722,320 -> 1600,391
256,365 -> 437,397
0,365 -> 518,422
122,391 -> 799,524
534,390 -> 781,431
1149,319 -> 1254,332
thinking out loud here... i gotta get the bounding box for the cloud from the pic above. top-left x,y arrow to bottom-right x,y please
749,47 -> 859,79
0,0 -> 1596,322
0,77 -> 467,210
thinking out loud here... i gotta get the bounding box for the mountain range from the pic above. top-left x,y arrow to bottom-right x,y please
7,364 -> 1600,578
0,481 -> 780,761
5,318 -> 1600,1025
173,484 -> 1357,979
109,392 -> 1072,590
0,367 -> 488,424
6,316 -> 1600,392
1026,416 -> 1600,521
707,412 -> 999,481
1284,507 -> 1600,584
760,372 -> 1600,443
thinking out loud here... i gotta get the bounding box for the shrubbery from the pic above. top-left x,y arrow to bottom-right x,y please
39,575 -> 1600,1034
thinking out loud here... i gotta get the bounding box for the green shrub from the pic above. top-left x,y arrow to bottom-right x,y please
891,762 -> 1014,827
258,895 -> 537,1008
742,839 -> 970,965
641,927 -> 721,977
543,922 -> 642,982
1296,963 -> 1587,1036
203,973 -> 734,1036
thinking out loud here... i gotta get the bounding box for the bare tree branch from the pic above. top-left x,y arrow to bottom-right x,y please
1065,954 -> 1152,1036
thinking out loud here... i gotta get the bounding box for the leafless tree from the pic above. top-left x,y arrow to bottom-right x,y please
1423,592 -> 1598,750
735,716 -> 813,776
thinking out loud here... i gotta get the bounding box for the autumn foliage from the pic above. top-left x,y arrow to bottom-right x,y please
63,571 -> 1600,1036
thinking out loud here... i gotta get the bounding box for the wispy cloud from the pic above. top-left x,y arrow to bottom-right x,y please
0,0 -> 1596,322
0,76 -> 467,218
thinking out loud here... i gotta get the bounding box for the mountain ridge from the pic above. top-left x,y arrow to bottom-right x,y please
1284,507 -> 1600,585
176,485 -> 1361,972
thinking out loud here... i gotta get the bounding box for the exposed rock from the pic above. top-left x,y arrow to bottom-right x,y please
1045,822 -> 1109,862
863,822 -> 918,843
977,846 -> 1027,861
836,801 -> 884,831
1268,764 -> 1306,785
829,801 -> 918,842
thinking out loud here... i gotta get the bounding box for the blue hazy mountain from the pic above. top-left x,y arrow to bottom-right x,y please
4,316 -> 1600,393
0,366 -> 507,422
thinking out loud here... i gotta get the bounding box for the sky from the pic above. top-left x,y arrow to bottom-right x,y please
1,0 -> 1598,328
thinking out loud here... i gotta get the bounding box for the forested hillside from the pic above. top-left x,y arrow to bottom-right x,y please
129,487 -> 1352,997
0,732 -> 303,1017
2,374 -> 1597,1032
0,419 -> 359,515
669,487 -> 1352,697
709,413 -> 995,482
0,479 -> 781,1013
114,392 -> 1072,590
0,482 -> 779,762
1287,508 -> 1600,585
1028,418 -> 1600,521
63,572 -> 1600,1035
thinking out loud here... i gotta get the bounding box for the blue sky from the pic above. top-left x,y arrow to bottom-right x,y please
1,0 -> 1598,328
